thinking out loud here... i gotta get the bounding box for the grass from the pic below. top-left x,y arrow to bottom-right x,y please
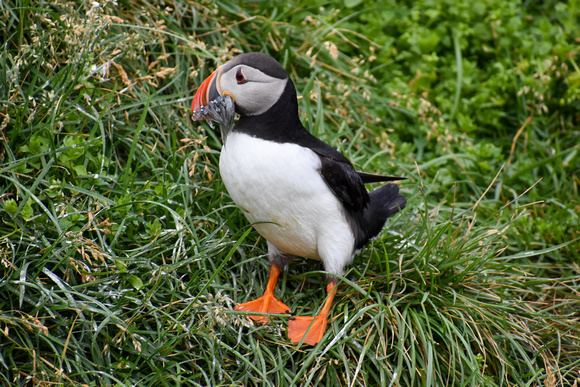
1,0 -> 579,385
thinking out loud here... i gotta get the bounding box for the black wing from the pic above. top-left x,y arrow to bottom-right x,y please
295,134 -> 406,213
319,156 -> 369,212
293,136 -> 366,212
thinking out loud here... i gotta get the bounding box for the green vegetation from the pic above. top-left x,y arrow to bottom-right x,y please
1,0 -> 578,385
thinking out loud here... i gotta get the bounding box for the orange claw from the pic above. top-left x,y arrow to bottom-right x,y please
235,264 -> 291,324
288,282 -> 337,346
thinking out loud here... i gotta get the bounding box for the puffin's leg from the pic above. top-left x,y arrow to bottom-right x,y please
287,281 -> 337,345
234,263 -> 291,324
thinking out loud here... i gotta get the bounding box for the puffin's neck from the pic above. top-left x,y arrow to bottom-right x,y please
233,79 -> 309,144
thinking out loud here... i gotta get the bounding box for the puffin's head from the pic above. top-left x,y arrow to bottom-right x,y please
191,53 -> 290,120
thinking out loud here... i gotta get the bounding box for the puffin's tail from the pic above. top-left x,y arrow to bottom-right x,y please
357,184 -> 406,248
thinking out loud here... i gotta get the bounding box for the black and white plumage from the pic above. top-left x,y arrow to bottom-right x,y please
191,52 -> 406,345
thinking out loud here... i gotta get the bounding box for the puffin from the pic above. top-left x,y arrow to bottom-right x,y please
191,52 -> 406,345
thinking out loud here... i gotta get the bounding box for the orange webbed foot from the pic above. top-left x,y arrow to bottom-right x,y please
235,295 -> 291,324
235,264 -> 290,324
288,314 -> 329,345
287,282 -> 337,346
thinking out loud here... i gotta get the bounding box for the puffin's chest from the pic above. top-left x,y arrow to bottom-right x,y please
218,132 -> 344,258
219,132 -> 325,214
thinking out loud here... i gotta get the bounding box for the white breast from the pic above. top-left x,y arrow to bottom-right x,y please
219,132 -> 355,268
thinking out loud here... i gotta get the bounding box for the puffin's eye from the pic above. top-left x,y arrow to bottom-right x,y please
235,68 -> 247,84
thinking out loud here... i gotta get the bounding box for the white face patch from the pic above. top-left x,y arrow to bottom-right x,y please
218,65 -> 288,116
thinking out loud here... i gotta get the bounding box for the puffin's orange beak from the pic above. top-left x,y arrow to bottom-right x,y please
191,71 -> 217,119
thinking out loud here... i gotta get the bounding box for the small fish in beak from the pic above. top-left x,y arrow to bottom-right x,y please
191,95 -> 236,141
191,68 -> 236,141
